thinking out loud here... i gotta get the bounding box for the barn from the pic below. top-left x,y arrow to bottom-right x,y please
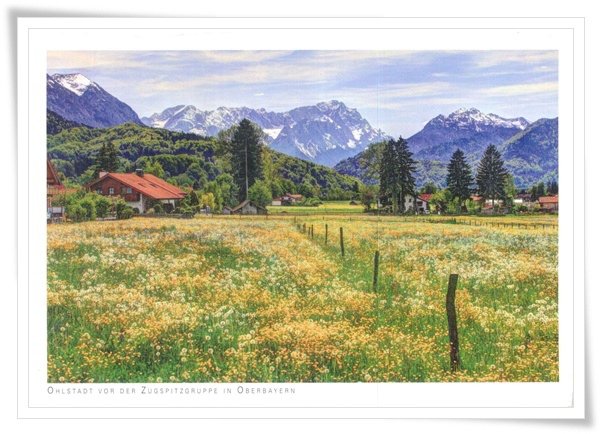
230,200 -> 268,215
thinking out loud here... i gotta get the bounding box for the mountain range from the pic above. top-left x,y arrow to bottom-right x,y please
141,101 -> 390,166
334,108 -> 558,189
46,73 -> 558,188
47,73 -> 143,128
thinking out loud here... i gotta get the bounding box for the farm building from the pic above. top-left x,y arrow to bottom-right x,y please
87,169 -> 187,214
538,195 -> 559,212
222,206 -> 233,215
231,200 -> 268,215
271,193 -> 304,206
47,159 -> 66,220
404,194 -> 431,214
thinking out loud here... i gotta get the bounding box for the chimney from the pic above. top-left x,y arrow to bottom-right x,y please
99,171 -> 108,178
135,168 -> 144,177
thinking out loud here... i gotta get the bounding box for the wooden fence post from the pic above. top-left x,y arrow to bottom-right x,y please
372,250 -> 380,291
340,227 -> 345,257
311,225 -> 314,239
303,223 -> 306,233
446,273 -> 460,372
325,224 -> 328,245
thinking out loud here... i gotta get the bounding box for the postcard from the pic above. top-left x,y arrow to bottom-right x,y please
17,17 -> 585,419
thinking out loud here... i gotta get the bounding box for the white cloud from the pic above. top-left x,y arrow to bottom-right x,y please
47,51 -> 148,70
472,51 -> 558,68
482,81 -> 558,97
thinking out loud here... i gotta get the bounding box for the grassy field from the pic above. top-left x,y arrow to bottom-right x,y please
47,214 -> 558,383
266,200 -> 364,214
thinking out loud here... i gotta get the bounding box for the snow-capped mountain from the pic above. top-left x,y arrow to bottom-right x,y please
142,100 -> 390,166
409,107 -> 529,160
142,105 -> 288,137
47,73 -> 143,128
334,107 -> 553,189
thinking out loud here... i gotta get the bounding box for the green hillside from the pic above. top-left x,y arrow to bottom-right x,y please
47,114 -> 361,199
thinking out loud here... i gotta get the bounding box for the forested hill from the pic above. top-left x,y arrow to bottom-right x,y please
47,109 -> 91,135
46,113 -> 361,198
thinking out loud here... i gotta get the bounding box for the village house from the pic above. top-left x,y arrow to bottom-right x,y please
231,199 -> 268,215
404,193 -> 431,214
47,159 -> 66,221
538,195 -> 559,212
87,169 -> 187,214
271,193 -> 304,206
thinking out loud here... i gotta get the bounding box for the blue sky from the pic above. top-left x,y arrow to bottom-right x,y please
47,50 -> 558,137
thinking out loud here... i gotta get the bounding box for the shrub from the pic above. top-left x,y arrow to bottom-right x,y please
79,197 -> 97,221
119,207 -> 134,220
115,199 -> 134,220
94,195 -> 112,218
66,203 -> 87,222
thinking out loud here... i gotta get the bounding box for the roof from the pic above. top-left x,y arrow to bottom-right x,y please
89,172 -> 187,200
418,193 -> 433,202
538,195 -> 558,204
231,200 -> 266,212
287,193 -> 303,199
47,160 -> 64,188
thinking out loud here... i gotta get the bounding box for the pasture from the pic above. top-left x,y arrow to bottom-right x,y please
47,214 -> 558,383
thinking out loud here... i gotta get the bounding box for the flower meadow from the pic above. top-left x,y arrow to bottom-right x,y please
47,215 -> 558,383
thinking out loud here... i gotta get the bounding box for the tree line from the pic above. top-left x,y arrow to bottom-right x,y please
361,137 -> 557,214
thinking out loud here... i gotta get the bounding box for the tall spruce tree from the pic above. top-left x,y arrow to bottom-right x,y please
476,144 -> 508,208
379,137 -> 416,213
230,119 -> 264,202
397,136 -> 417,213
379,139 -> 400,213
446,149 -> 474,210
94,142 -> 119,176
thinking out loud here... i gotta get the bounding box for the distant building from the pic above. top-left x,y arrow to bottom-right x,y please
47,160 -> 66,221
538,195 -> 559,212
87,169 -> 187,213
222,206 -> 233,215
404,194 -> 431,214
271,193 -> 304,206
231,200 -> 268,215
514,192 -> 535,209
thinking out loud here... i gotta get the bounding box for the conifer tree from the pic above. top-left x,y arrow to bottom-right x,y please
476,145 -> 508,208
379,137 -> 416,213
446,149 -> 474,210
230,119 -> 264,202
94,142 -> 119,175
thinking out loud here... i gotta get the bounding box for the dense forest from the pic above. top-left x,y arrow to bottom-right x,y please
47,111 -> 361,201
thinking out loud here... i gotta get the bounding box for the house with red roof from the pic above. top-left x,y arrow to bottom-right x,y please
404,193 -> 432,214
87,169 -> 187,213
538,195 -> 558,212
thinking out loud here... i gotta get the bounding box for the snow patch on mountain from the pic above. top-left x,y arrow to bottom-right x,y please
142,100 -> 390,166
52,73 -> 96,96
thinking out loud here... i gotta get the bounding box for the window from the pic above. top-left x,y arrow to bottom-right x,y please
127,187 -> 132,194
96,188 -> 102,194
121,187 -> 132,194
108,187 -> 114,195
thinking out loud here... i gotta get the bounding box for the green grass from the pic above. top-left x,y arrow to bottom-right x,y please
266,200 -> 364,214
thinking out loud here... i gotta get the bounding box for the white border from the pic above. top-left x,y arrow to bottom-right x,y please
17,17 -> 585,419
